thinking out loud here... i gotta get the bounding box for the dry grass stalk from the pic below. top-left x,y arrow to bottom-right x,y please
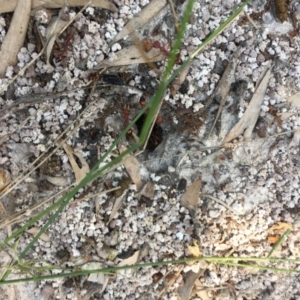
0,2 -> 91,95
0,97 -> 97,205
223,64 -> 273,143
0,0 -> 31,77
0,0 -> 117,13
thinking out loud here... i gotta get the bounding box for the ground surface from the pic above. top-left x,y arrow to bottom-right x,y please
1,0 -> 300,299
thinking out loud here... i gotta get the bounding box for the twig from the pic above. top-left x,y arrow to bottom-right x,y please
157,265 -> 185,299
0,95 -> 97,204
223,63 -> 273,143
200,194 -> 240,215
0,2 -> 91,95
167,0 -> 179,33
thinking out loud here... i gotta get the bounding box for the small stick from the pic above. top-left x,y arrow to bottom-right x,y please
167,0 -> 179,33
0,1 -> 91,95
200,193 -> 240,215
197,48 -> 241,139
142,92 -> 166,152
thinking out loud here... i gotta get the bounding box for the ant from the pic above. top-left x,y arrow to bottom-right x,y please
53,29 -> 75,61
142,39 -> 182,65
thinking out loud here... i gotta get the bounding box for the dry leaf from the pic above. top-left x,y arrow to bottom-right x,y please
0,0 -> 117,13
0,0 -> 31,77
120,146 -> 148,190
223,66 -> 272,143
0,168 -> 11,191
171,62 -> 192,94
278,112 -> 294,120
108,195 -> 124,223
194,279 -> 211,300
117,244 -> 149,267
140,181 -> 155,199
267,222 -> 292,234
62,143 -> 90,184
180,177 -> 202,214
110,0 -> 167,44
82,262 -> 109,292
187,239 -> 202,258
45,16 -> 69,66
178,269 -> 203,300
267,234 -> 280,244
95,45 -> 164,68
287,92 -> 300,108
26,227 -> 50,242
44,175 -> 69,187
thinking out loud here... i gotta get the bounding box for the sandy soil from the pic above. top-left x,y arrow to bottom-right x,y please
0,0 -> 300,299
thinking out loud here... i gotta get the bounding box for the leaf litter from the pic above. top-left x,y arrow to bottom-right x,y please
0,0 -> 300,299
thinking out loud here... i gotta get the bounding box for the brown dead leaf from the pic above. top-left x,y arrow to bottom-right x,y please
82,262 -> 109,292
0,0 -> 117,13
178,269 -> 204,300
108,195 -> 124,224
0,168 -> 11,191
141,39 -> 153,52
120,146 -> 148,190
267,222 -> 292,234
44,175 -> 69,187
117,244 -> 149,267
0,0 -> 31,77
267,234 -> 280,244
194,279 -> 210,300
140,181 -> 155,199
223,65 -> 272,143
110,0 -> 167,45
26,227 -> 50,242
180,177 -> 201,214
61,142 -> 90,184
187,239 -> 202,258
45,16 -> 69,66
287,92 -> 300,108
278,112 -> 294,120
95,45 -> 164,68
